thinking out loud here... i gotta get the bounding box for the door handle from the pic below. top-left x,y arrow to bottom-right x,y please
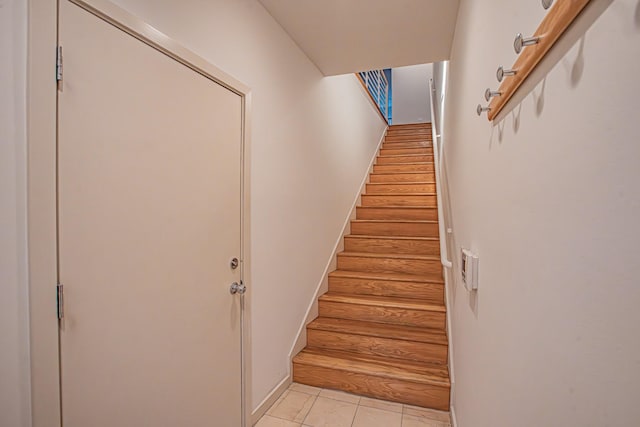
229,281 -> 246,295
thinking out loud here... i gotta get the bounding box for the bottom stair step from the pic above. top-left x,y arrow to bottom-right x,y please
293,348 -> 450,410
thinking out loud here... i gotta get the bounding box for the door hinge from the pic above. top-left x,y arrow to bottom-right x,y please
56,46 -> 63,83
57,283 -> 64,320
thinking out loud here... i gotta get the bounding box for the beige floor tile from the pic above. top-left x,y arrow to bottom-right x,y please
317,388 -> 361,404
402,414 -> 450,427
267,390 -> 316,423
268,390 -> 289,410
403,405 -> 451,423
358,396 -> 403,413
352,405 -> 402,427
255,414 -> 302,427
302,396 -> 357,427
288,383 -> 322,396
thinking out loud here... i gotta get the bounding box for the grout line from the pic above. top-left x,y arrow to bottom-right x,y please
299,394 -> 317,426
348,402 -> 358,427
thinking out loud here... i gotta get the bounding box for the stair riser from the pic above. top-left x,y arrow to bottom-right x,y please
351,221 -> 438,237
387,127 -> 430,133
328,276 -> 444,302
380,139 -> 433,148
369,173 -> 435,183
319,301 -> 446,329
388,132 -> 430,137
389,124 -> 430,128
361,195 -> 437,208
293,364 -> 449,411
373,164 -> 434,173
385,135 -> 432,142
344,236 -> 440,256
384,140 -> 432,146
388,126 -> 430,131
376,155 -> 434,164
356,207 -> 437,221
386,131 -> 430,137
380,148 -> 432,156
337,254 -> 442,276
307,330 -> 448,365
366,183 -> 436,194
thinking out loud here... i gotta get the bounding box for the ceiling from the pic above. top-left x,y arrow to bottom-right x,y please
258,0 -> 460,76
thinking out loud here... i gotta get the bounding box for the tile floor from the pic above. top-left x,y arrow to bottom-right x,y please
255,383 -> 451,427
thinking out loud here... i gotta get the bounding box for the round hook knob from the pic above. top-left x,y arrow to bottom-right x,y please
484,88 -> 502,102
477,104 -> 491,116
514,33 -> 540,54
542,0 -> 554,9
497,66 -> 516,82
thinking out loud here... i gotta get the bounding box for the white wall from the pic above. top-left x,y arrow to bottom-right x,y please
391,63 -> 433,124
442,0 -> 640,425
0,0 -> 31,426
106,0 -> 387,412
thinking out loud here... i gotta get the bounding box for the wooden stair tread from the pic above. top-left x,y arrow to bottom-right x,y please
367,182 -> 434,185
378,153 -> 432,158
319,293 -> 445,312
387,128 -> 430,130
308,317 -> 448,345
383,132 -> 432,135
361,193 -> 436,195
356,206 -> 437,210
338,251 -> 440,262
375,161 -> 431,165
383,144 -> 433,148
384,136 -> 432,139
294,349 -> 450,387
384,138 -> 432,141
372,171 -> 434,175
352,219 -> 438,224
329,269 -> 444,284
345,234 -> 438,241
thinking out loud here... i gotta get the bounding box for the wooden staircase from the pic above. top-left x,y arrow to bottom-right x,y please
292,123 -> 450,411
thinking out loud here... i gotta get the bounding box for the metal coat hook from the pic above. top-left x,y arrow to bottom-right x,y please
476,104 -> 491,116
514,33 -> 540,54
484,88 -> 502,101
497,66 -> 516,82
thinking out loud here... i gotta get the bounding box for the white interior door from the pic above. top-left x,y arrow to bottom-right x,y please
57,1 -> 243,425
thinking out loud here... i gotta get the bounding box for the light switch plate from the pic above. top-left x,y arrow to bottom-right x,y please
461,248 -> 479,291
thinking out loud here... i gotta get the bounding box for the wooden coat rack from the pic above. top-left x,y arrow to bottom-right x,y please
484,0 -> 592,121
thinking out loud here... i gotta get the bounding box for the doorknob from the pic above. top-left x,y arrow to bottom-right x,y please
229,281 -> 246,295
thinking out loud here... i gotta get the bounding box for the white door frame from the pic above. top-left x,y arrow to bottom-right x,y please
27,1 -> 253,426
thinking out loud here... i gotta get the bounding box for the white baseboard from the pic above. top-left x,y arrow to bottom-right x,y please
250,374 -> 291,426
451,404 -> 458,427
286,127 -> 388,363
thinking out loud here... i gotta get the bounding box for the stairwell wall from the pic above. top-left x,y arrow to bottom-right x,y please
0,1 -> 31,426
442,0 -> 640,425
106,0 -> 388,414
391,63 -> 434,124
